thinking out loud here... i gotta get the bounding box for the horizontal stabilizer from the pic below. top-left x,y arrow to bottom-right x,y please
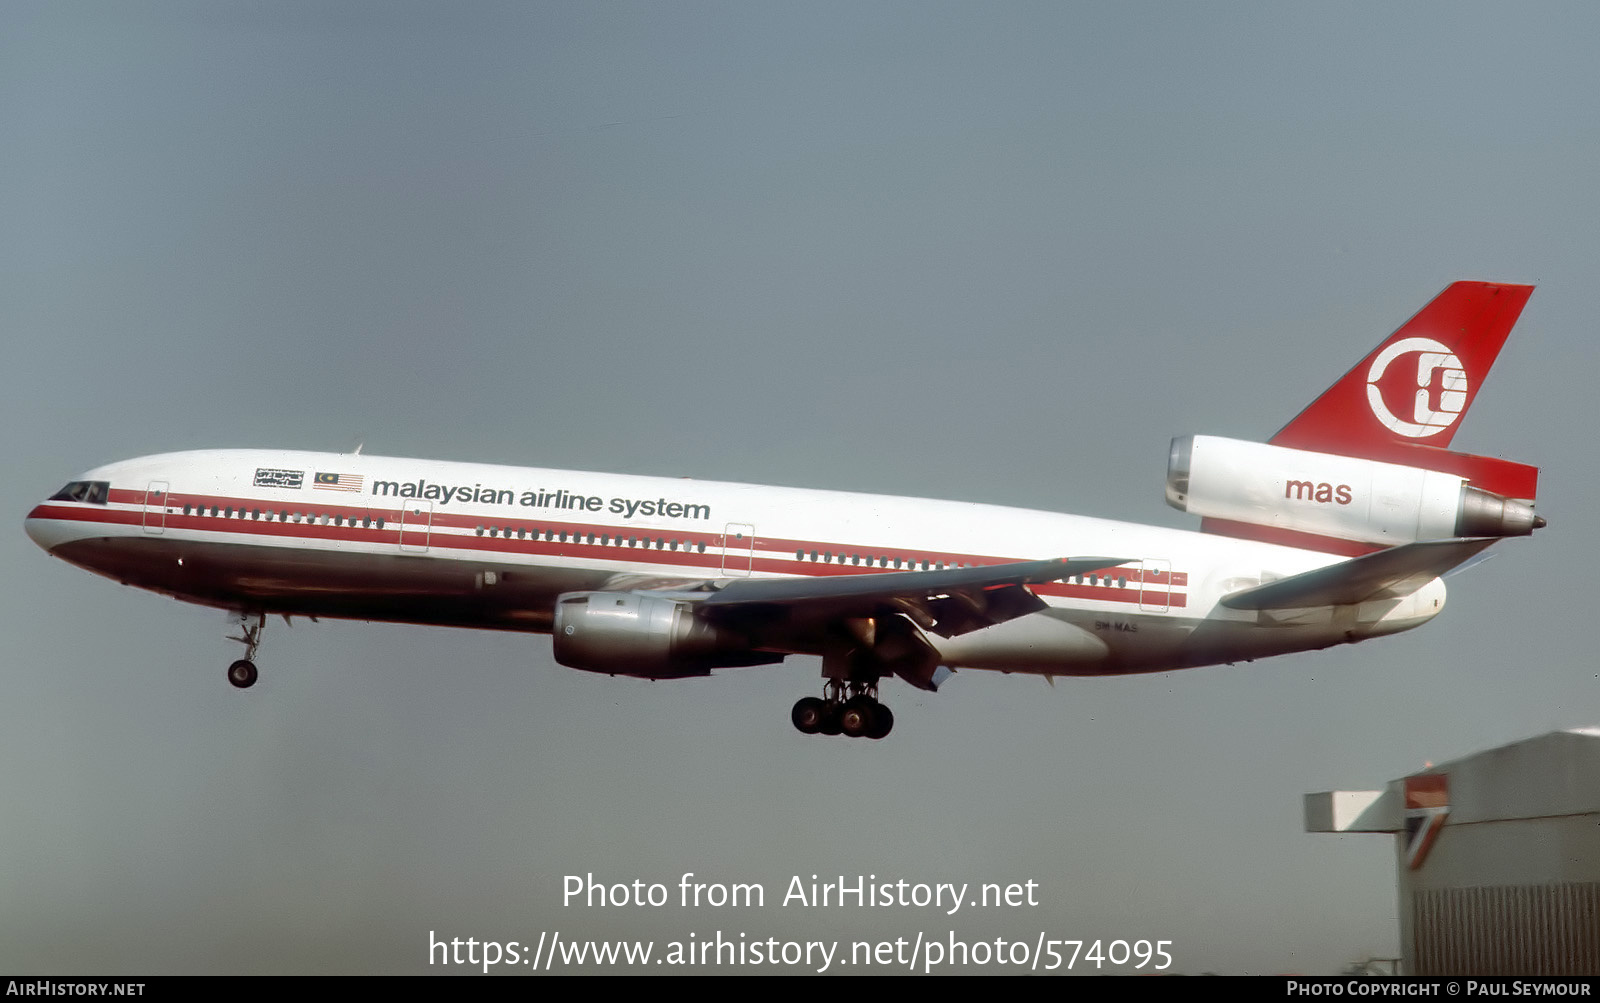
1220,538 -> 1498,610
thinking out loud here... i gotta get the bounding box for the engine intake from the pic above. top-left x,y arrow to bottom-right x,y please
552,591 -> 781,679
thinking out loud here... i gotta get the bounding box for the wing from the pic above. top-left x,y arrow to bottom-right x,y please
685,556 -> 1124,638
1219,537 -> 1498,610
688,556 -> 1126,636
555,556 -> 1126,691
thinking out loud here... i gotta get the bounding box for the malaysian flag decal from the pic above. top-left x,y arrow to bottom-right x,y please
314,472 -> 364,492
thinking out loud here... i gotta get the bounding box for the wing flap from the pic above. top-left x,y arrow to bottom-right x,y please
1220,538 -> 1498,611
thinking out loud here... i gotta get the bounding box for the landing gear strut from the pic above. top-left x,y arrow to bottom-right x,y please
225,612 -> 265,689
791,679 -> 894,739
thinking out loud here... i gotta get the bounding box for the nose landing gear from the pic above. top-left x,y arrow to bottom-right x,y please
225,612 -> 265,689
226,658 -> 258,688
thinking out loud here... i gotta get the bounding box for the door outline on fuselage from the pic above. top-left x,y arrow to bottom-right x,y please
400,499 -> 432,553
721,523 -> 755,577
1139,558 -> 1171,613
142,481 -> 169,536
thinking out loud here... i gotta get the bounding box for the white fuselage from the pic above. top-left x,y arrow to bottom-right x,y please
24,449 -> 1447,678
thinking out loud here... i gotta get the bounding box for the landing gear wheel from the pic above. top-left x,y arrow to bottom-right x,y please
839,696 -> 876,738
796,676 -> 894,738
792,696 -> 827,735
867,703 -> 894,739
227,659 -> 258,689
818,704 -> 843,735
225,613 -> 267,690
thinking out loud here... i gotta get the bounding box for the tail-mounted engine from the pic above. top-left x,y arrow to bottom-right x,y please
1166,435 -> 1542,546
552,591 -> 782,679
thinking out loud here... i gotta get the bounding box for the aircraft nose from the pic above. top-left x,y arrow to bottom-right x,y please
25,503 -> 62,553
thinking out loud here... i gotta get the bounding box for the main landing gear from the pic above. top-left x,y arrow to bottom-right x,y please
225,612 -> 265,689
792,680 -> 895,739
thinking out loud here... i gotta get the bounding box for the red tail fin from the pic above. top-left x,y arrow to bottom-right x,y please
1269,281 -> 1537,500
1273,282 -> 1531,453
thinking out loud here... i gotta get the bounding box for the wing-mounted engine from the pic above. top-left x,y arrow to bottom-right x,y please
552,591 -> 782,679
1166,435 -> 1542,547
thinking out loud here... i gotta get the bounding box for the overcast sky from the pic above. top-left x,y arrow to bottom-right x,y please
4,1 -> 1598,975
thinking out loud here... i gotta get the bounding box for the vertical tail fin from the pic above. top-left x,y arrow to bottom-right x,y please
1273,282 -> 1532,453
1195,282 -> 1541,553
1269,281 -> 1537,500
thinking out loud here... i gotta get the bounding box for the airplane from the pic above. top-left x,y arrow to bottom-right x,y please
24,282 -> 1544,739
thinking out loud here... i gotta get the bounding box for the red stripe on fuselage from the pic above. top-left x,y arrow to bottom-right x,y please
37,492 -> 1190,609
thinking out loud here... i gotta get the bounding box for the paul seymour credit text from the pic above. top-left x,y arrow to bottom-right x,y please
429,872 -> 1174,973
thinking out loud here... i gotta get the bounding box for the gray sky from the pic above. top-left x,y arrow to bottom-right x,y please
4,1 -> 1596,974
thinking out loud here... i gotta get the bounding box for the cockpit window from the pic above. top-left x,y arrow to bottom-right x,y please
48,481 -> 110,505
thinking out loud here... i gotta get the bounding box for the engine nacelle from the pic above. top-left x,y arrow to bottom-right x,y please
1166,435 -> 1541,545
552,591 -> 781,679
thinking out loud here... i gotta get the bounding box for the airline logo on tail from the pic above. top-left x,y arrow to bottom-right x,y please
1365,337 -> 1466,439
1192,281 -> 1542,552
1259,281 -> 1539,505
